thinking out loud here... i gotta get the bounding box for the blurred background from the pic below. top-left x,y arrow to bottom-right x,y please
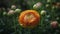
0,0 -> 60,34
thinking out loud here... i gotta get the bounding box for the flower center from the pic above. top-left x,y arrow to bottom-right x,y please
24,13 -> 36,23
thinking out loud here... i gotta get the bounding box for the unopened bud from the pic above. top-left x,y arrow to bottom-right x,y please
15,9 -> 21,13
33,2 -> 42,9
40,10 -> 46,15
11,5 -> 16,10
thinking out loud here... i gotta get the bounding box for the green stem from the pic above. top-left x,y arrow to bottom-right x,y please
13,16 -> 16,34
28,29 -> 31,34
40,15 -> 45,28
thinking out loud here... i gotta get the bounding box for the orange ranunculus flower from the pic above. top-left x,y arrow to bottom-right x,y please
18,10 -> 40,28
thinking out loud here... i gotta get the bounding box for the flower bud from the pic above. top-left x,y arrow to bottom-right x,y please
3,12 -> 7,15
33,2 -> 42,9
46,4 -> 49,8
15,9 -> 21,13
40,10 -> 46,15
7,10 -> 15,15
11,5 -> 16,10
50,21 -> 58,28
47,0 -> 51,3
